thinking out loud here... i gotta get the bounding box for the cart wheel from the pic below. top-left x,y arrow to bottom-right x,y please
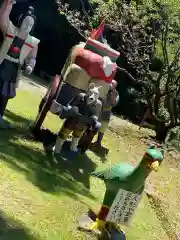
78,128 -> 98,153
32,75 -> 61,136
38,93 -> 48,114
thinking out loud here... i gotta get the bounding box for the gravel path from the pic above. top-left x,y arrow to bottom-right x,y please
18,74 -> 47,96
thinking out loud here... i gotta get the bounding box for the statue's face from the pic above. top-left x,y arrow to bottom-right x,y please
86,85 -> 100,105
20,16 -> 34,34
110,80 -> 117,90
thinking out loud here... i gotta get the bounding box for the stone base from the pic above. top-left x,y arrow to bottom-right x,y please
78,210 -> 127,240
78,213 -> 100,236
78,209 -> 98,233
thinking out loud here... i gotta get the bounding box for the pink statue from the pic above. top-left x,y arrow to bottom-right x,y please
0,0 -> 40,128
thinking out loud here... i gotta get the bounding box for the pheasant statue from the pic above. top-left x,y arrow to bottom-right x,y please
85,145 -> 164,235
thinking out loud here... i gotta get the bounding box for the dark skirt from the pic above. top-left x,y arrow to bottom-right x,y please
0,81 -> 16,99
0,59 -> 19,99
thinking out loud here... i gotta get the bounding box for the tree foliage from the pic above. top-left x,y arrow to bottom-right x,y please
57,0 -> 180,141
142,1 -> 180,129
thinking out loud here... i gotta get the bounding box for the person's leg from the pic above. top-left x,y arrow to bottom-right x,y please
0,81 -> 16,128
0,96 -> 8,116
96,132 -> 104,146
0,96 -> 9,128
94,121 -> 108,146
71,123 -> 87,152
53,119 -> 73,154
54,126 -> 71,154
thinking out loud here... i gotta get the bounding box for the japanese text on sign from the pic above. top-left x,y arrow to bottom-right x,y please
106,189 -> 142,225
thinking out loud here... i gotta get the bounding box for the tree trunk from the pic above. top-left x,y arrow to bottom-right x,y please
155,122 -> 170,143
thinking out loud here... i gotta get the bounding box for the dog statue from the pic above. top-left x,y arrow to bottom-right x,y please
50,83 -> 102,154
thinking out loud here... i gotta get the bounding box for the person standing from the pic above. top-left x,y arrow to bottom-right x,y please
0,2 -> 40,128
94,79 -> 119,147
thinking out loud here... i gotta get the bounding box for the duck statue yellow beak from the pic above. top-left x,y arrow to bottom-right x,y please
150,160 -> 159,172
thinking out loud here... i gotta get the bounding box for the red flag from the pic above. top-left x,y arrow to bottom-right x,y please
90,20 -> 105,40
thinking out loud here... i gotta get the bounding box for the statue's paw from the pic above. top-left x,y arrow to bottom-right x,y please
71,106 -> 79,114
94,121 -> 101,130
25,66 -> 33,75
78,221 -> 100,235
50,100 -> 62,114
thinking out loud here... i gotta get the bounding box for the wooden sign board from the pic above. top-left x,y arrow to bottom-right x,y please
106,189 -> 142,225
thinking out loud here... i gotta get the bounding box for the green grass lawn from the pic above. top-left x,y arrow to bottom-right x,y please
0,89 -> 179,239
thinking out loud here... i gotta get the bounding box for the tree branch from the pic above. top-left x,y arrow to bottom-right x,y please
117,66 -> 136,82
161,22 -> 169,67
168,46 -> 180,70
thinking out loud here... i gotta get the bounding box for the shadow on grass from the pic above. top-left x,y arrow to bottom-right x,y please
0,110 -> 96,201
89,143 -> 109,163
0,209 -> 37,240
148,196 -> 178,240
5,110 -> 32,129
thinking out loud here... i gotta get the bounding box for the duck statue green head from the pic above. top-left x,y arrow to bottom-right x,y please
141,144 -> 164,172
